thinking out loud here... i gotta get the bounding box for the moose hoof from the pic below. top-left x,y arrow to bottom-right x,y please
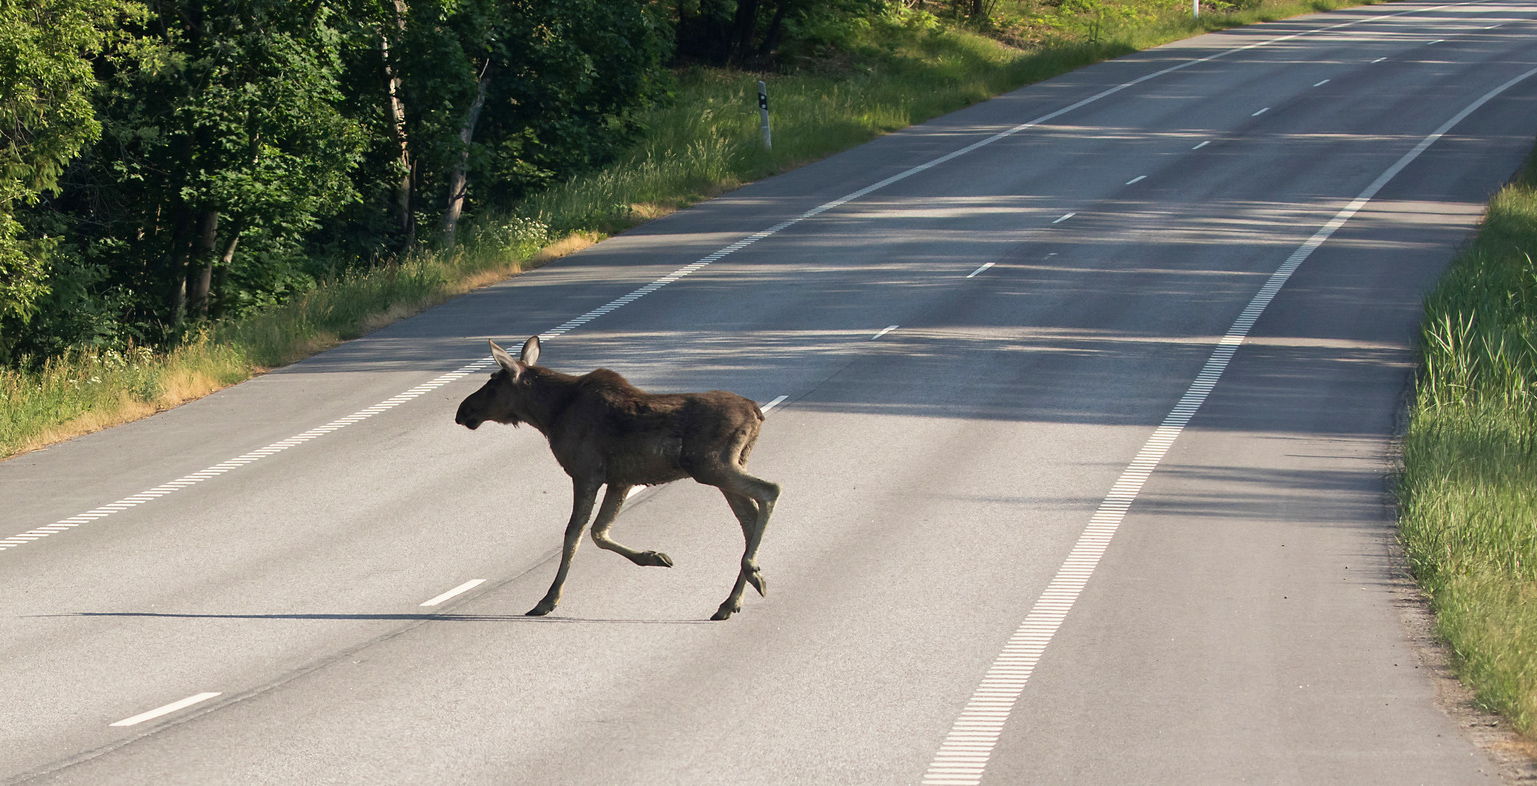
712,600 -> 741,621
527,601 -> 556,616
748,571 -> 767,597
644,550 -> 674,568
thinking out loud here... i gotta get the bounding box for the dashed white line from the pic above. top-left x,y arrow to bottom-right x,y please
110,692 -> 221,727
1313,79 -> 1330,87
1192,140 -> 1211,150
919,59 -> 1537,786
420,579 -> 486,607
1052,213 -> 1075,224
872,325 -> 899,340
760,395 -> 788,415
1372,56 -> 1388,63
1125,175 -> 1147,185
966,262 -> 996,278
1251,107 -> 1270,117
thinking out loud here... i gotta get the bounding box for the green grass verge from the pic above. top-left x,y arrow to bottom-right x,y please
0,0 -> 1376,459
1398,157 -> 1537,736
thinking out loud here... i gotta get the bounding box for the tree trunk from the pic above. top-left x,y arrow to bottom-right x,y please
759,0 -> 791,59
165,207 -> 195,329
730,0 -> 761,65
440,61 -> 490,249
382,0 -> 414,243
209,218 -> 242,317
187,209 -> 219,318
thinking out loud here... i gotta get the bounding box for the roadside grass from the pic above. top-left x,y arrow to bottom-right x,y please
1,0 -> 1375,460
1397,160 -> 1537,736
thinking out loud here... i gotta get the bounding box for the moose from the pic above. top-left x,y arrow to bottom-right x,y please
455,337 -> 781,620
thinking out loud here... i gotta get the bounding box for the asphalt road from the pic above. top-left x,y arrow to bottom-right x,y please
5,2 -> 1537,783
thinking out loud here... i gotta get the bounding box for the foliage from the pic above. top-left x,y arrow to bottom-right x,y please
0,0 -> 144,357
3,0 -> 668,364
1398,159 -> 1537,736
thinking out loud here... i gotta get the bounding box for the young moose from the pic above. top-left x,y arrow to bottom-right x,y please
455,337 -> 780,620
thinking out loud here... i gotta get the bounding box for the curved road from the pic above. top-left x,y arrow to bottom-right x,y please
5,2 -> 1537,782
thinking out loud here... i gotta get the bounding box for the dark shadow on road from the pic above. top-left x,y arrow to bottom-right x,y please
45,611 -> 716,625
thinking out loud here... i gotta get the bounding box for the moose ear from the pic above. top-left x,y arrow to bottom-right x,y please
489,339 -> 520,374
520,335 -> 541,366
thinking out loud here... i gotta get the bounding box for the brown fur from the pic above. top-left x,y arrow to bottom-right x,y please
456,337 -> 781,620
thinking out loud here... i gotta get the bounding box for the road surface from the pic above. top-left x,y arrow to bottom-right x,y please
4,2 -> 1536,782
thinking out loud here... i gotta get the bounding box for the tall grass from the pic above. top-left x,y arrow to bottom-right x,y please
1398,162 -> 1537,735
1,0 -> 1376,459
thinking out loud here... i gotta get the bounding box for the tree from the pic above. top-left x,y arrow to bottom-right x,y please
390,0 -> 668,245
0,0 -> 143,359
64,0 -> 364,328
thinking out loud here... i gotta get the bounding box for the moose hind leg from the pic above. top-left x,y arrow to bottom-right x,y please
721,490 -> 766,596
590,484 -> 672,568
712,474 -> 780,621
529,479 -> 600,616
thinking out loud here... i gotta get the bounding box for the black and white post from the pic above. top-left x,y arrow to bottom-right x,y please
758,80 -> 772,150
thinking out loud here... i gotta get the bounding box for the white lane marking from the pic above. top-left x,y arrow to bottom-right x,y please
873,325 -> 899,340
919,61 -> 1537,786
1429,38 -> 1445,43
1314,79 -> 1330,87
1373,56 -> 1388,62
110,692 -> 221,727
1192,140 -> 1211,150
0,361 -> 489,553
760,395 -> 788,415
420,579 -> 486,607
967,262 -> 996,278
2,0 -> 1475,556
1052,213 -> 1075,224
1125,175 -> 1147,185
1251,106 -> 1270,116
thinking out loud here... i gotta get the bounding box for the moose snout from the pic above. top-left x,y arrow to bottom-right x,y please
455,401 -> 482,430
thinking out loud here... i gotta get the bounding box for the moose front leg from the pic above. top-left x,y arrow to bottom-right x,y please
590,484 -> 673,568
528,478 -> 601,616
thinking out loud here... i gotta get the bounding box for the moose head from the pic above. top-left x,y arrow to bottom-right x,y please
454,336 -> 542,431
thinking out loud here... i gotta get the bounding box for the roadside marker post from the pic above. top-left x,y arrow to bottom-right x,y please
758,80 -> 772,150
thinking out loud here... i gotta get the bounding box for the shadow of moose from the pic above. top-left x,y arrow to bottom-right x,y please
455,337 -> 781,620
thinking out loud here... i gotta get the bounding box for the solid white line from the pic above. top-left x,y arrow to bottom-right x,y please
2,0 -> 1477,557
1314,79 -> 1330,87
873,325 -> 899,340
967,261 -> 996,278
110,692 -> 221,727
1052,213 -> 1075,224
1192,140 -> 1211,150
420,579 -> 486,607
760,395 -> 788,414
1252,107 -> 1270,116
919,60 -> 1537,786
1125,175 -> 1147,185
